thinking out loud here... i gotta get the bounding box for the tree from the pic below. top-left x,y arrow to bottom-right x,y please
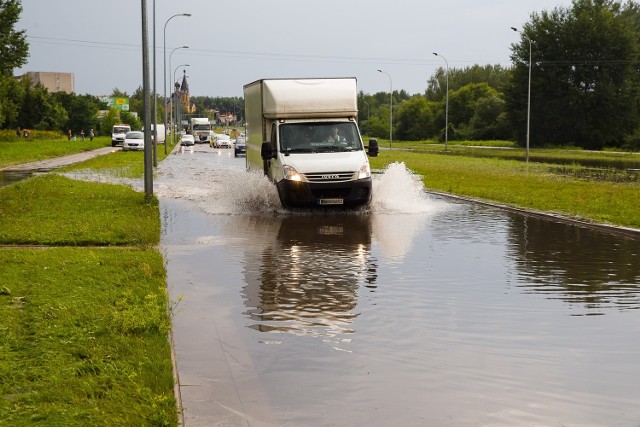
427,64 -> 511,102
98,108 -> 120,136
362,115 -> 389,139
0,0 -> 28,77
0,75 -> 23,128
395,96 -> 438,141
17,78 -> 68,130
469,95 -> 511,140
120,110 -> 141,131
506,0 -> 640,149
66,95 -> 100,134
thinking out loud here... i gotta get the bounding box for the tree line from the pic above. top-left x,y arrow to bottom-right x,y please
2,0 -> 640,150
361,0 -> 640,150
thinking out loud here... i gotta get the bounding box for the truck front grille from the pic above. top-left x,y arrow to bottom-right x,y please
303,172 -> 356,183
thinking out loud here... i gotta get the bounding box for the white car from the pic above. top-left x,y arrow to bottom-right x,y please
122,131 -> 144,151
212,133 -> 232,148
180,134 -> 195,146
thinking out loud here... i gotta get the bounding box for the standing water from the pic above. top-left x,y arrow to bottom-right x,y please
73,146 -> 640,426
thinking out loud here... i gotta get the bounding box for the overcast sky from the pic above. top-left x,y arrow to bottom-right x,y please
16,0 -> 574,98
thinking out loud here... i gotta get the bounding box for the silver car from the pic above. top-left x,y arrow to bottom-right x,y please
180,134 -> 195,146
122,131 -> 145,151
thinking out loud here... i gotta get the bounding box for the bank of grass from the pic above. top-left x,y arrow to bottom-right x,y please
0,151 -> 178,424
0,137 -> 111,169
370,149 -> 640,229
0,248 -> 176,426
0,174 -> 159,245
375,138 -> 640,165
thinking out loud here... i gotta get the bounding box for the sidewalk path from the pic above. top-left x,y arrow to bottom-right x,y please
0,147 -> 119,171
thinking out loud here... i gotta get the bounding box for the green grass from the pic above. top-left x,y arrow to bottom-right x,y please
370,150 -> 640,229
0,174 -> 159,246
373,138 -> 640,168
0,247 -> 177,426
0,148 -> 180,425
0,137 -> 112,169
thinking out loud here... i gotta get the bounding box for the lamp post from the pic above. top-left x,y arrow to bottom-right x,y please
173,65 -> 190,144
140,0 -> 152,198
152,0 -> 156,166
511,26 -> 532,163
377,69 -> 392,148
168,46 -> 188,144
432,52 -> 449,151
163,13 -> 190,154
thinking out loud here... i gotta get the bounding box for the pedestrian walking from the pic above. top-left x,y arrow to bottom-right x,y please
89,129 -> 94,141
80,129 -> 85,141
68,129 -> 72,142
16,127 -> 21,138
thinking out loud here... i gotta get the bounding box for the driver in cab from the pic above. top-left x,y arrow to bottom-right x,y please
324,125 -> 346,145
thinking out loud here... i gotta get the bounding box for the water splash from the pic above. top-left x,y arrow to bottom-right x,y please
62,155 -> 446,217
371,161 -> 439,214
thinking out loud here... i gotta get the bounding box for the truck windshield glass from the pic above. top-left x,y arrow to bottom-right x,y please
280,122 -> 363,153
193,124 -> 210,130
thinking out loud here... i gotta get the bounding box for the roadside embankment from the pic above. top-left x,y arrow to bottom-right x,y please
0,149 -> 179,425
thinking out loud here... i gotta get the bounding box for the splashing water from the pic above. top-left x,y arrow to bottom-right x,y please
370,161 -> 436,214
62,154 -> 446,216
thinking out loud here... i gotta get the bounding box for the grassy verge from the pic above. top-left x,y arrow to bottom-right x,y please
369,138 -> 640,167
370,150 -> 640,229
0,174 -> 159,246
0,150 -> 179,424
0,248 -> 176,426
0,137 -> 112,169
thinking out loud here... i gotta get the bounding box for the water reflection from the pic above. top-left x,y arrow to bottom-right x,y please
507,214 -> 640,315
0,169 -> 48,187
241,214 -> 377,337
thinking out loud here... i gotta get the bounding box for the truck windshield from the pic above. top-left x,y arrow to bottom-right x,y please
193,125 -> 211,130
279,122 -> 363,153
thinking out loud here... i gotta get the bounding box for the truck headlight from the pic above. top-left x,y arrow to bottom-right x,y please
283,165 -> 302,181
358,162 -> 371,179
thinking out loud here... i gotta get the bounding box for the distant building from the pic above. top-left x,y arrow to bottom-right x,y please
18,71 -> 75,93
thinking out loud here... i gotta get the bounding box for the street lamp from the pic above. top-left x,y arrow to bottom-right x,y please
141,0 -> 152,198
173,65 -> 190,144
511,26 -> 532,163
377,69 -> 392,148
432,52 -> 449,151
163,13 -> 190,154
168,46 -> 188,143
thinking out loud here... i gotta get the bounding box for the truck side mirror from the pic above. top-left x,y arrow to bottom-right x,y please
261,142 -> 275,159
367,139 -> 379,157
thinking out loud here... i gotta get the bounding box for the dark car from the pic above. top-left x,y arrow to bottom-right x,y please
234,137 -> 246,157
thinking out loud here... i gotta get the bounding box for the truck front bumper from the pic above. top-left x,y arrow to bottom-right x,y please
276,178 -> 372,208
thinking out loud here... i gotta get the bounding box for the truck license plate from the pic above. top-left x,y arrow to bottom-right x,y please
319,198 -> 344,205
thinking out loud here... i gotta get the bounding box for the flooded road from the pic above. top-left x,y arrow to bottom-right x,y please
157,145 -> 640,426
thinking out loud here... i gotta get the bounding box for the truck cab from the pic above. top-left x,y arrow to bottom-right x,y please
111,124 -> 131,147
261,120 -> 375,207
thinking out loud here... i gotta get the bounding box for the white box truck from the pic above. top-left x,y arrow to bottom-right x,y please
190,117 -> 212,144
151,123 -> 166,143
244,77 -> 378,208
